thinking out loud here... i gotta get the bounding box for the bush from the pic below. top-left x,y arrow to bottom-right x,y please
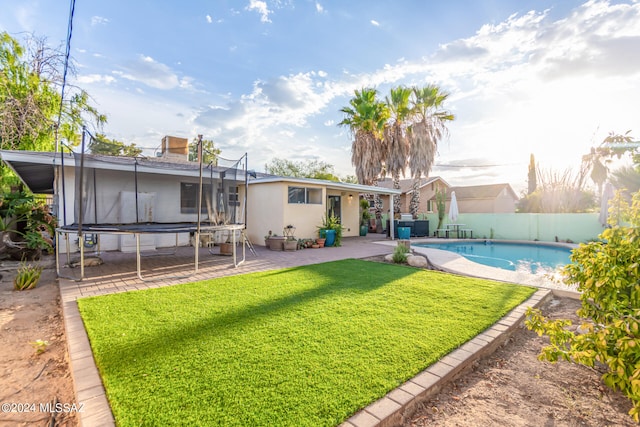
392,244 -> 410,264
526,190 -> 640,421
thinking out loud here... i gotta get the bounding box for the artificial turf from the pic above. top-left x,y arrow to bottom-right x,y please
77,259 -> 535,426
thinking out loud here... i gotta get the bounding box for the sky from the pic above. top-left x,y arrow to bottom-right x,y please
1,0 -> 639,193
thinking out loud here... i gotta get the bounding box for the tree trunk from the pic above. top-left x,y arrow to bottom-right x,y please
409,179 -> 420,219
393,172 -> 401,216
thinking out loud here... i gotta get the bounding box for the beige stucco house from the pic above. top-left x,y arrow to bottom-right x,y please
377,177 -> 519,216
247,177 -> 401,246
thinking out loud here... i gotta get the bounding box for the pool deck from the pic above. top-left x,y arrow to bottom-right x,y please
57,235 -> 578,427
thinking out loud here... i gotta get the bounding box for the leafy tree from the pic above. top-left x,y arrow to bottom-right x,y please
89,134 -> 142,157
189,138 -> 221,165
407,84 -> 455,218
611,165 -> 640,197
582,130 -> 639,194
526,190 -> 640,421
341,175 -> 358,184
265,158 -> 340,181
384,86 -> 412,216
0,32 -> 106,189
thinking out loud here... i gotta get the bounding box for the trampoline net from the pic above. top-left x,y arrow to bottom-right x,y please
66,131 -> 247,228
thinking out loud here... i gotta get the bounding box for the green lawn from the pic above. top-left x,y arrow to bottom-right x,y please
78,259 -> 535,426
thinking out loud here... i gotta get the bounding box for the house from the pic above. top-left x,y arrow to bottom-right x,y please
0,138 -> 401,254
246,176 -> 400,246
0,136 -> 247,253
449,183 -> 519,213
376,177 -> 518,215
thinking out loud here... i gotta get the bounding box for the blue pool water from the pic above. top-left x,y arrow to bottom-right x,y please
415,241 -> 573,273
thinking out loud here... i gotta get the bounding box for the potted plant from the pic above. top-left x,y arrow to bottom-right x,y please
264,230 -> 272,247
317,214 -> 343,247
268,233 -> 286,251
359,198 -> 371,236
283,225 -> 297,251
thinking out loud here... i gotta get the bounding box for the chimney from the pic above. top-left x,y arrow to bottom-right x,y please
160,136 -> 189,161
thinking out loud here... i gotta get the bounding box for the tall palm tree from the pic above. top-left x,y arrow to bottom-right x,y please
339,88 -> 389,230
407,84 -> 455,218
384,86 -> 412,216
339,88 -> 388,185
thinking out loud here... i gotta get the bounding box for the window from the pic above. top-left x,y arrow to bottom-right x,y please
427,199 -> 434,212
180,182 -> 213,213
288,186 -> 322,204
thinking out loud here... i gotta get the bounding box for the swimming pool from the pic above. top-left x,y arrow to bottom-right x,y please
415,241 -> 573,273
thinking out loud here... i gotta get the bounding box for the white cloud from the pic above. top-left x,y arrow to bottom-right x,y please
114,55 -> 186,90
315,2 -> 324,14
206,15 -> 212,24
76,74 -> 116,85
245,0 -> 272,23
91,16 -> 109,26
370,19 -> 380,27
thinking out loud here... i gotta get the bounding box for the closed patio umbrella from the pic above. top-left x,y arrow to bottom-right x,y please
599,181 -> 615,226
448,191 -> 459,223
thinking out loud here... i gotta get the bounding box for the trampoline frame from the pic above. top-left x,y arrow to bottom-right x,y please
55,130 -> 250,282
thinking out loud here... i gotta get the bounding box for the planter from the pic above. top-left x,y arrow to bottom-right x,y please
359,225 -> 368,236
324,229 -> 336,247
316,238 -> 326,248
283,240 -> 297,251
268,236 -> 285,251
219,242 -> 234,256
311,244 -> 320,249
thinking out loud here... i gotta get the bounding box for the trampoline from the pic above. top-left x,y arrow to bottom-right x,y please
55,130 -> 251,281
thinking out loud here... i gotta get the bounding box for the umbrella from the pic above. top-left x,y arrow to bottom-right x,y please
448,191 -> 459,223
599,181 -> 615,226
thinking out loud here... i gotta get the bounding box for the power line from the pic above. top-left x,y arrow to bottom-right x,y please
55,0 -> 76,152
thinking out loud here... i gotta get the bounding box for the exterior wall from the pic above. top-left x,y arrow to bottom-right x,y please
422,212 -> 603,243
326,190 -> 359,238
247,182 -> 288,246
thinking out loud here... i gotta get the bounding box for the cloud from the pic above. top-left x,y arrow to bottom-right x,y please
114,55 -> 187,90
206,15 -> 212,24
370,19 -> 380,27
76,74 -> 116,85
315,2 -> 325,14
91,16 -> 109,26
245,0 -> 272,23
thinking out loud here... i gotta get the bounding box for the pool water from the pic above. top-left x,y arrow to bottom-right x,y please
415,241 -> 573,273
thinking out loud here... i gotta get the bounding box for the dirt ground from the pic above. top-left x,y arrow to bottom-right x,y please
0,258 -> 636,427
406,297 -> 637,427
0,261 -> 77,427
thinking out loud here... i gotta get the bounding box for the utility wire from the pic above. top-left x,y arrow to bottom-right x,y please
54,0 -> 76,153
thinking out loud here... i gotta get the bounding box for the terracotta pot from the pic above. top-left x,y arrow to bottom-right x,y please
311,244 -> 320,249
316,238 -> 326,248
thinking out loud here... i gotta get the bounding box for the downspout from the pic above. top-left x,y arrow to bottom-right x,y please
389,193 -> 395,240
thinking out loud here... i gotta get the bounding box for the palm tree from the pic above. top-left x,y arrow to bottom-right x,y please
339,88 -> 389,231
407,84 -> 455,218
384,86 -> 412,217
339,88 -> 388,185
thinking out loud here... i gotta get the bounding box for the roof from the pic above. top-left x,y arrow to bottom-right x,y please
450,183 -> 519,200
0,150 -> 242,194
377,176 -> 449,194
249,176 -> 401,195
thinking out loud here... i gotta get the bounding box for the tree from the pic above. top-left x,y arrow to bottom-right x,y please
0,32 -> 106,189
264,158 -> 340,181
526,190 -> 640,422
89,134 -> 142,157
384,86 -> 412,216
339,88 -> 389,230
189,138 -> 220,165
339,88 -> 388,186
528,153 -> 537,195
582,130 -> 639,195
407,84 -> 455,218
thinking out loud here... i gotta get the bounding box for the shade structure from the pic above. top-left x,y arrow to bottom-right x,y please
599,181 -> 615,226
448,191 -> 459,223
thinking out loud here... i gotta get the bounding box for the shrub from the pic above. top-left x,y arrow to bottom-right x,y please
392,244 -> 410,264
13,262 -> 43,290
526,190 -> 640,421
